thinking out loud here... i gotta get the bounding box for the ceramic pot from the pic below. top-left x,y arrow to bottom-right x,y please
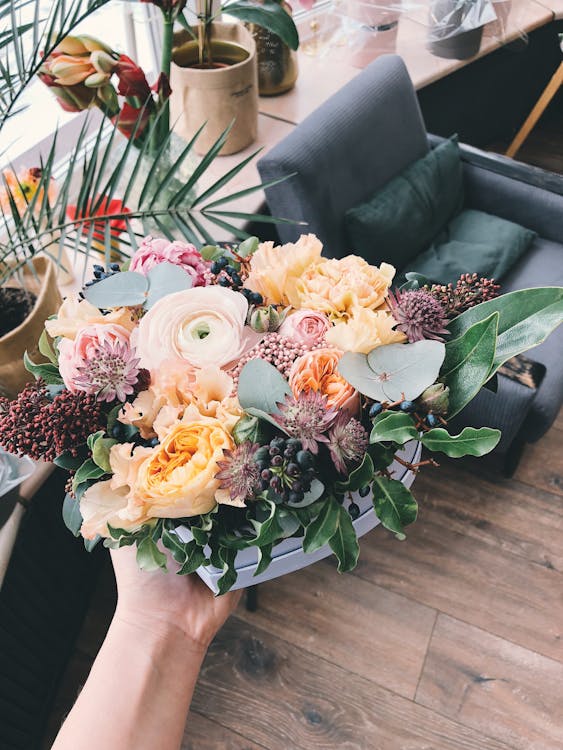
171,23 -> 258,156
428,0 -> 484,60
176,441 -> 421,593
247,2 -> 298,96
0,257 -> 62,399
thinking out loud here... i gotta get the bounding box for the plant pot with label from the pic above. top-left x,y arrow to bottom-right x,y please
428,0 -> 491,60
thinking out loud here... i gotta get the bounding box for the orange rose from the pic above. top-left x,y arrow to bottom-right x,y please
289,347 -> 358,412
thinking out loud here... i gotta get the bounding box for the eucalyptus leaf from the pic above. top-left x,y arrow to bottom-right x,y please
338,341 -> 445,402
62,493 -> 82,537
372,477 -> 418,539
136,537 -> 167,572
329,505 -> 360,573
447,287 -> 563,375
238,358 -> 292,415
441,313 -> 498,419
370,412 -> 418,445
199,244 -> 224,261
421,427 -> 501,458
83,271 -> 148,309
303,497 -> 340,553
84,535 -> 101,552
145,261 -> 193,309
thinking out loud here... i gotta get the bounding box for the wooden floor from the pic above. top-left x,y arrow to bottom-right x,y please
43,112 -> 563,749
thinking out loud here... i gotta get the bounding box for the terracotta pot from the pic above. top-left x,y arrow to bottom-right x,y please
171,23 -> 258,156
0,257 -> 62,400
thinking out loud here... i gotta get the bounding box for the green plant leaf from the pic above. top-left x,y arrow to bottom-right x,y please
238,358 -> 292,415
329,505 -> 360,572
72,458 -> 106,491
447,287 -> 563,375
136,537 -> 168,572
161,528 -> 188,565
223,0 -> 299,49
369,412 -> 418,445
38,329 -> 58,365
237,236 -> 260,257
303,497 -> 340,553
23,351 -> 63,384
441,312 -> 498,418
145,261 -> 193,309
54,451 -> 85,470
336,454 -> 375,492
62,493 -> 82,537
372,477 -> 418,540
82,271 -> 148,309
421,427 -> 501,457
177,541 -> 207,575
232,414 -> 271,445
254,544 -> 273,576
91,435 -> 117,473
216,547 -> 238,595
338,341 -> 445,402
199,244 -> 224,261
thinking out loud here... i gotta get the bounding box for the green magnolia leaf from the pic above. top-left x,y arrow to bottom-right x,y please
232,414 -> 270,445
447,287 -> 563,375
238,358 -> 292,415
82,271 -> 148,309
136,537 -> 167,572
336,454 -> 375,492
329,505 -> 360,573
303,497 -> 340,553
23,351 -> 64,384
177,540 -> 207,575
223,0 -> 299,50
421,427 -> 501,457
254,543 -> 273,576
441,313 -> 498,419
145,261 -> 193,309
72,458 -> 106,491
38,329 -> 58,365
62,493 -> 82,537
370,412 -> 418,445
162,529 -> 188,565
372,477 -> 418,540
339,341 -> 445,402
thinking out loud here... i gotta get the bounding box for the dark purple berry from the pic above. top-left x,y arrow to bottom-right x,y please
271,454 -> 283,467
358,485 -> 371,498
288,490 -> 305,504
348,502 -> 360,520
231,272 -> 242,286
296,450 -> 314,470
218,276 -> 230,287
270,437 -> 286,450
225,265 -> 237,277
249,292 -> 263,305
210,260 -> 223,275
400,400 -> 416,412
260,469 -> 272,480
369,402 -> 383,418
426,413 -> 439,428
286,462 -> 299,477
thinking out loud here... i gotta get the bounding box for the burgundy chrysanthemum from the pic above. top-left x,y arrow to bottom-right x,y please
215,442 -> 262,505
387,288 -> 449,342
327,413 -> 369,474
0,381 -> 105,461
275,390 -> 337,454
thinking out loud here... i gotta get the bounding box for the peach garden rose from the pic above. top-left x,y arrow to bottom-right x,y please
278,308 -> 330,346
289,347 -> 358,412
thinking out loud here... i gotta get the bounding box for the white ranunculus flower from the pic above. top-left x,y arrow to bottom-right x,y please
134,286 -> 258,371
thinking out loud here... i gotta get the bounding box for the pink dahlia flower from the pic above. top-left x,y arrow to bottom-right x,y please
130,236 -> 210,286
58,323 -> 140,402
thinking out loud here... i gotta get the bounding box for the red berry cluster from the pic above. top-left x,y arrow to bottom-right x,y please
0,381 -> 105,461
427,274 -> 501,318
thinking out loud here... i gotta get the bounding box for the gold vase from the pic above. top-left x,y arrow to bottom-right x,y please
247,4 -> 298,97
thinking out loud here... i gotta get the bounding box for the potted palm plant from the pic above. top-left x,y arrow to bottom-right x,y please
170,0 -> 299,153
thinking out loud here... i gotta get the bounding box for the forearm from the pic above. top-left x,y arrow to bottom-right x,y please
52,608 -> 206,750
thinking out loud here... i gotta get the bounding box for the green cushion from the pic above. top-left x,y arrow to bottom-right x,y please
408,209 -> 537,285
344,137 -> 464,269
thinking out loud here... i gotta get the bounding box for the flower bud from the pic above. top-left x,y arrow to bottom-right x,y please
90,50 -> 118,75
250,305 -> 281,333
84,71 -> 111,88
416,383 -> 450,416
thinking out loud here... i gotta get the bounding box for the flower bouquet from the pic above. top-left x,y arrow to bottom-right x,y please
1,234 -> 561,593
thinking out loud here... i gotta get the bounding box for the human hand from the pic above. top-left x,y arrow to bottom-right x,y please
111,545 -> 242,652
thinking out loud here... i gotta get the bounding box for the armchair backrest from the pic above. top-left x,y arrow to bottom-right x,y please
258,55 -> 429,257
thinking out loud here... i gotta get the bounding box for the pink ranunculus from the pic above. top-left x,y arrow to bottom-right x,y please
58,323 -> 140,402
129,236 -> 210,286
278,308 -> 331,346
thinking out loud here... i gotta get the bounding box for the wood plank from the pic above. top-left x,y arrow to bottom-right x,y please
191,616 -> 515,750
411,458 -> 563,572
183,712 -> 265,750
352,500 -> 563,663
416,614 -> 563,750
514,427 -> 563,499
236,561 -> 436,699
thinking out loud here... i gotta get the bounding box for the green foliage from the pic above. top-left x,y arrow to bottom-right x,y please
72,457 -> 106,492
338,341 -> 445,402
447,287 -> 563,376
441,312 -> 498,418
370,412 -> 418,445
421,427 -> 501,458
372,477 -> 418,540
23,351 -> 63,385
238,358 -> 292,415
177,541 -> 207,576
303,497 -> 340,553
336,454 -> 375,493
38,330 -> 58,365
136,537 -> 167,572
216,547 -> 238,595
62,493 -> 82,536
329,505 -> 360,573
83,271 -> 148,308
223,0 -> 299,50
232,414 -> 271,445
89,432 -> 118,473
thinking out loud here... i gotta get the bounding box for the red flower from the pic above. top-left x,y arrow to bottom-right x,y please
114,54 -> 152,100
67,197 -> 131,242
111,101 -> 151,141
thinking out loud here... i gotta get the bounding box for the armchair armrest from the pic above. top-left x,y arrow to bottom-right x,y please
428,134 -> 563,245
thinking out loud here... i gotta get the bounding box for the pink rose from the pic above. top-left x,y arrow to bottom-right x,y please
129,236 -> 210,286
58,323 -> 140,402
278,309 -> 330,346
